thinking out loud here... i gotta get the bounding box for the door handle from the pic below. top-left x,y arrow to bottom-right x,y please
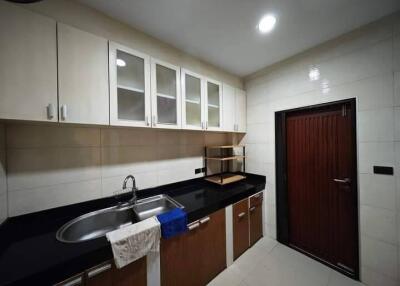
87,263 -> 112,278
333,178 -> 351,184
238,212 -> 246,218
188,221 -> 200,231
249,206 -> 256,213
199,216 -> 210,224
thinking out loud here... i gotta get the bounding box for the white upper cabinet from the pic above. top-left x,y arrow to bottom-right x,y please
205,79 -> 223,131
58,23 -> 109,125
235,89 -> 246,132
222,84 -> 236,132
0,2 -> 57,122
181,69 -> 205,130
222,84 -> 246,132
109,42 -> 151,127
151,59 -> 181,129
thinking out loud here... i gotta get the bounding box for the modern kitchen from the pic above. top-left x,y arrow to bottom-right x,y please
0,1 -> 399,286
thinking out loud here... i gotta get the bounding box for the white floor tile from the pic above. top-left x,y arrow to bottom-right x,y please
210,240 -> 365,286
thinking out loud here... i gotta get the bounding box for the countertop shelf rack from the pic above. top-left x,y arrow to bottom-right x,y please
204,145 -> 246,185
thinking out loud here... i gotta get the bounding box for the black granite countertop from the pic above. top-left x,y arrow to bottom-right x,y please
0,173 -> 265,286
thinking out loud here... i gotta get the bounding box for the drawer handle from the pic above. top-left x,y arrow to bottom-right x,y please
87,263 -> 112,279
60,277 -> 83,286
238,212 -> 246,218
199,216 -> 210,224
249,206 -> 256,212
188,222 -> 200,231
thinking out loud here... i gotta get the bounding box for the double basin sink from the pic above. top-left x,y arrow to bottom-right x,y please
56,194 -> 184,243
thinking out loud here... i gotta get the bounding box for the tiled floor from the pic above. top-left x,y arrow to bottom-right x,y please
208,237 -> 365,286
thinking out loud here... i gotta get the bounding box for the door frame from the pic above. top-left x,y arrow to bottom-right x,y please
275,98 -> 359,280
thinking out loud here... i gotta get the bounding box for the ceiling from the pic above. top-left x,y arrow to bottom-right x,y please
78,0 -> 400,77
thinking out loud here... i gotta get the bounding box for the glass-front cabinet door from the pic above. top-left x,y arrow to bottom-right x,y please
151,59 -> 181,129
205,78 -> 222,131
109,42 -> 151,127
181,69 -> 205,130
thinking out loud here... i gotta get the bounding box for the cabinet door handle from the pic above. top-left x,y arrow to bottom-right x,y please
188,221 -> 200,230
249,206 -> 256,213
199,216 -> 210,224
61,104 -> 67,121
238,212 -> 246,218
47,103 -> 55,120
87,263 -> 112,279
145,116 -> 150,126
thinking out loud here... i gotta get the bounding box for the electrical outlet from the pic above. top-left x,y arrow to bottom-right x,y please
195,167 -> 205,174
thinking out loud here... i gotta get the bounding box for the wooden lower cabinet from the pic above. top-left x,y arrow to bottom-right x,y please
233,198 -> 249,260
85,257 -> 146,286
161,209 -> 226,286
249,193 -> 263,246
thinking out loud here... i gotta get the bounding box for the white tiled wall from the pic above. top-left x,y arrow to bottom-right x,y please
0,124 -> 7,224
5,123 -> 231,216
244,13 -> 400,286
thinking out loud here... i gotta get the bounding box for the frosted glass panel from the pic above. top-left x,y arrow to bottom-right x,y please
116,50 -> 145,121
117,88 -> 145,121
156,64 -> 177,124
156,64 -> 176,97
207,82 -> 220,127
185,74 -> 201,127
116,50 -> 144,91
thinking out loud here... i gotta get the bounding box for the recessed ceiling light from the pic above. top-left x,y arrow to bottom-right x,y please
258,14 -> 277,33
116,58 -> 126,67
308,67 -> 320,81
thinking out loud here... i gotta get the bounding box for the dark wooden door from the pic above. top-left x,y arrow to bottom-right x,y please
233,198 -> 249,260
285,102 -> 357,275
200,209 -> 226,284
249,193 -> 263,246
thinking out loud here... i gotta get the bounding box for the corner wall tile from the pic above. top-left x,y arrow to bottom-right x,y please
360,205 -> 397,245
360,174 -> 396,210
395,72 -> 400,107
358,142 -> 395,174
361,235 -> 398,279
358,108 -> 394,142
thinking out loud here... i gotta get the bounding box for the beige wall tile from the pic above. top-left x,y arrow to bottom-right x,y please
358,108 -> 394,142
7,147 -> 101,192
7,124 -> 100,148
101,127 -> 157,147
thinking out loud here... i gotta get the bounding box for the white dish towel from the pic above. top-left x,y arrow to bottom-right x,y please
106,216 -> 161,269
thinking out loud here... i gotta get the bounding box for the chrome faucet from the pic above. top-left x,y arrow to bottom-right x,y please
122,175 -> 138,204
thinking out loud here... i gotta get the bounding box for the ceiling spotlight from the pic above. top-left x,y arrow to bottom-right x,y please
116,59 -> 126,67
258,14 -> 277,33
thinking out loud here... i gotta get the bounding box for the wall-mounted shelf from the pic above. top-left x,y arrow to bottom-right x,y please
205,173 -> 246,185
205,155 -> 245,161
206,145 -> 244,149
204,145 -> 246,185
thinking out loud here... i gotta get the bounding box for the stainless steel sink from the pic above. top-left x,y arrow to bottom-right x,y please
56,204 -> 137,243
56,194 -> 184,243
132,194 -> 184,221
